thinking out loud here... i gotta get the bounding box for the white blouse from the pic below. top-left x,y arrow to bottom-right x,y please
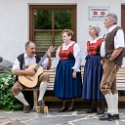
56,41 -> 82,72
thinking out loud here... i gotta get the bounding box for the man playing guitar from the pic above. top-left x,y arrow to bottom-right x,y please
12,41 -> 52,113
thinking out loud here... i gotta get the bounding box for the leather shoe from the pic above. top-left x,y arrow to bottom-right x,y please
23,105 -> 30,113
97,108 -> 105,114
99,113 -> 115,121
86,108 -> 97,113
59,107 -> 68,112
67,107 -> 75,112
38,100 -> 46,107
115,114 -> 120,119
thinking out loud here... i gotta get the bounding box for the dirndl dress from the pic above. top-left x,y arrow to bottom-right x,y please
54,43 -> 82,99
82,38 -> 104,100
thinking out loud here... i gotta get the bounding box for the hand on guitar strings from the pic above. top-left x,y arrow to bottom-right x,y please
25,68 -> 36,76
47,51 -> 51,59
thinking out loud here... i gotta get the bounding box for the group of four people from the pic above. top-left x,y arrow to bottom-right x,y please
11,13 -> 125,121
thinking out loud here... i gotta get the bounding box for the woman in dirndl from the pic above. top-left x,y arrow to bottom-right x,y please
82,25 -> 105,114
54,29 -> 82,112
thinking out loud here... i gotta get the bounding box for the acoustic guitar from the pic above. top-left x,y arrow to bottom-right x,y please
18,45 -> 55,88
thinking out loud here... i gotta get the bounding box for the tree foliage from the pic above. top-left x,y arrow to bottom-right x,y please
34,10 -> 72,29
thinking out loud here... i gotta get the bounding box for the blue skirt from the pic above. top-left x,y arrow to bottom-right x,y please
54,60 -> 82,99
82,55 -> 104,100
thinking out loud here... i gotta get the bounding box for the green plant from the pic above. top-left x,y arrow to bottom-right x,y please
0,71 -> 23,110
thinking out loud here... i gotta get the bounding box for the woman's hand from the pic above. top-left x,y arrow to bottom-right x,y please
72,70 -> 77,78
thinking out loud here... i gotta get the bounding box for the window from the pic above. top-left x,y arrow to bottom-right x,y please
29,5 -> 76,56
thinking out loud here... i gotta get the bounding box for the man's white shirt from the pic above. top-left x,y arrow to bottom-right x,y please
100,25 -> 125,57
12,53 -> 48,70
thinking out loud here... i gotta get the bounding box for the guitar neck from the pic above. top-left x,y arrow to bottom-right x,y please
34,53 -> 48,70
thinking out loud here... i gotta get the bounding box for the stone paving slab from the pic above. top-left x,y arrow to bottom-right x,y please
0,111 -> 36,125
25,112 -> 125,125
0,109 -> 125,125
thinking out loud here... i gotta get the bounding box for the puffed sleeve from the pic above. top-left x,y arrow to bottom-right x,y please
41,58 -> 48,70
72,43 -> 82,72
55,46 -> 60,68
85,43 -> 88,57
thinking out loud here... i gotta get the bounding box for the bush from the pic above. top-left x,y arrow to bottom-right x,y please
0,71 -> 23,110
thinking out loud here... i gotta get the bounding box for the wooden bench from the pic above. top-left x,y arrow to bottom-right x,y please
116,67 -> 125,101
23,68 -> 56,112
24,66 -> 125,111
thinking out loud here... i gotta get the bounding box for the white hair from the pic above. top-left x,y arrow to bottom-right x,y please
105,13 -> 117,24
89,24 -> 101,36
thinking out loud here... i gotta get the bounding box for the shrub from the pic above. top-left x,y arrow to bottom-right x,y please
0,71 -> 23,110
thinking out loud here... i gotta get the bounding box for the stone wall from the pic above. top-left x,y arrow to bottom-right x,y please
0,57 -> 13,72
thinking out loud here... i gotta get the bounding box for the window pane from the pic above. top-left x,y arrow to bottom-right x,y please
34,32 -> 52,52
54,32 -> 63,47
34,10 -> 52,29
54,10 -> 72,29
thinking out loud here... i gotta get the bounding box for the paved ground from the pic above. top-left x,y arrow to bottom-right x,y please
0,108 -> 125,125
